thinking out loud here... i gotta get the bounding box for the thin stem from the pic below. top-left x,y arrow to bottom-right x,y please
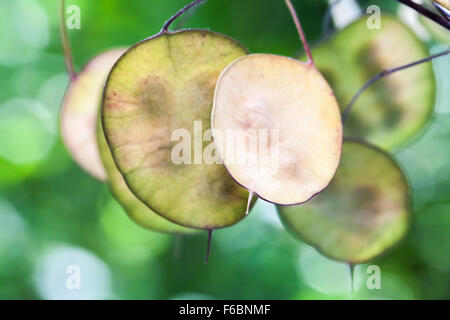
205,229 -> 213,264
284,0 -> 314,66
342,49 -> 450,123
59,0 -> 76,80
161,0 -> 206,32
394,0 -> 450,30
174,0 -> 208,30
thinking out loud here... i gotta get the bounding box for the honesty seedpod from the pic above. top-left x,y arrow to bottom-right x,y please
211,54 -> 343,205
311,15 -> 436,150
278,139 -> 411,264
102,30 -> 253,229
60,49 -> 126,181
97,119 -> 195,234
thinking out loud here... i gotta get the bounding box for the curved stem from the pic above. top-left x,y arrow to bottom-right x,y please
161,0 -> 206,32
284,0 -> 314,66
59,0 -> 76,80
174,0 -> 207,30
342,49 -> 450,123
394,0 -> 450,30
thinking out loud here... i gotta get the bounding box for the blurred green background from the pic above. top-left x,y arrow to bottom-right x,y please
0,0 -> 449,299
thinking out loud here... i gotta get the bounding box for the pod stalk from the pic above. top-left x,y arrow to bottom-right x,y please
284,0 -> 314,66
205,229 -> 213,263
349,263 -> 355,295
342,49 -> 450,123
246,191 -> 254,215
161,0 -> 206,32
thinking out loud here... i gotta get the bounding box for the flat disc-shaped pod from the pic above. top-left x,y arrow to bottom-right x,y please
212,54 -> 342,205
102,30 -> 251,229
61,49 -> 126,181
96,119 -> 195,234
310,15 -> 436,150
278,139 -> 411,264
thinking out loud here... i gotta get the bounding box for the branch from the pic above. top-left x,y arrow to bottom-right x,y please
59,0 -> 76,80
161,0 -> 206,32
342,49 -> 450,123
395,0 -> 450,30
284,0 -> 314,66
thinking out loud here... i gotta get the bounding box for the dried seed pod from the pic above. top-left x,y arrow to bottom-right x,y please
60,49 -> 126,180
102,30 -> 251,229
278,139 -> 411,264
212,54 -> 342,205
311,15 -> 436,150
97,118 -> 195,234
